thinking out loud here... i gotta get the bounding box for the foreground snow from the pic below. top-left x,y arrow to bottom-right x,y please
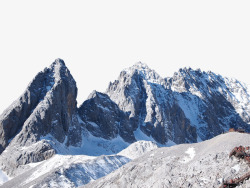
1,133 -> 249,188
84,132 -> 250,188
0,169 -> 9,185
180,147 -> 196,163
118,141 -> 158,160
0,141 -> 157,188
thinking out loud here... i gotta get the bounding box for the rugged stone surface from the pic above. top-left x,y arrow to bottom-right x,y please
106,63 -> 250,144
0,59 -> 82,176
106,63 -> 197,144
78,91 -> 135,142
165,68 -> 250,140
1,60 -> 250,183
83,132 -> 250,188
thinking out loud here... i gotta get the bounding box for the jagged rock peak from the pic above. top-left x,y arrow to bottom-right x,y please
48,59 -> 75,84
51,58 -> 66,67
124,61 -> 153,73
87,90 -> 106,100
174,67 -> 224,80
0,58 -> 82,176
120,62 -> 164,85
132,61 -> 149,69
175,67 -> 204,77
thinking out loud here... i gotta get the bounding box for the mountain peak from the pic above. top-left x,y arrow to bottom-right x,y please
123,62 -> 151,73
87,90 -> 107,100
54,58 -> 66,66
120,62 -> 163,85
177,67 -> 203,74
133,61 -> 149,69
49,58 -> 67,71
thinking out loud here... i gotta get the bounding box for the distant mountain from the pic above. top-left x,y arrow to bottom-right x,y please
0,59 -> 249,186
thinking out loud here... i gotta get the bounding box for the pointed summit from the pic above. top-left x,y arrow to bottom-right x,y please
133,61 -> 149,69
121,62 -> 163,85
125,61 -> 152,74
0,59 -> 81,176
53,58 -> 66,66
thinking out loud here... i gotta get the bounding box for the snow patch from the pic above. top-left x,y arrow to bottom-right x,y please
180,147 -> 196,163
232,164 -> 240,173
28,161 -> 44,168
0,169 -> 9,185
118,141 -> 158,160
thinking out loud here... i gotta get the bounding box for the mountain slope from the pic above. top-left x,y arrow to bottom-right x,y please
78,91 -> 135,143
106,63 -> 250,144
0,59 -> 250,187
0,59 -> 82,177
166,67 -> 250,140
1,141 -> 157,188
106,63 -> 197,144
83,132 -> 250,188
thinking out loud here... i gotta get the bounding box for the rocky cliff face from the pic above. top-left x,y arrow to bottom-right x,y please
0,59 -> 250,179
0,59 -> 82,176
106,64 -> 250,144
166,68 -> 250,140
106,63 -> 198,144
78,91 -> 135,143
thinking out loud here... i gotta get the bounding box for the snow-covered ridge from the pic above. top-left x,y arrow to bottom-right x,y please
122,61 -> 164,85
0,141 -> 158,188
118,141 -> 158,160
84,132 -> 250,188
1,60 -> 250,188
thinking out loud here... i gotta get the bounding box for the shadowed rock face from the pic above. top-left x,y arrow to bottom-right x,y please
106,64 -> 198,144
106,63 -> 250,144
1,60 -> 250,179
78,91 -> 135,143
0,59 -> 82,176
0,70 -> 53,154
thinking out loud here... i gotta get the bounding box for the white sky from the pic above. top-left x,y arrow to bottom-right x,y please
0,1 -> 250,114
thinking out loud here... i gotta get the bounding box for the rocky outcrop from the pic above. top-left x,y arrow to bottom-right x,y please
166,68 -> 250,140
106,63 -> 197,144
78,91 -> 135,142
1,59 -> 250,178
106,63 -> 250,144
0,69 -> 54,154
0,59 -> 82,176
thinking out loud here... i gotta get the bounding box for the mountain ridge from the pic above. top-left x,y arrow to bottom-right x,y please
0,59 -> 249,185
83,132 -> 250,188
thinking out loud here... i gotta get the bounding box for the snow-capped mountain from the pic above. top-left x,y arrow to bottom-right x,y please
0,59 -> 249,187
0,59 -> 83,177
106,63 -> 250,144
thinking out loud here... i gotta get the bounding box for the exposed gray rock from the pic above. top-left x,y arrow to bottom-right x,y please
106,63 -> 197,144
106,63 -> 250,144
0,69 -> 54,154
78,91 -> 135,142
0,59 -> 82,176
1,60 -> 250,185
166,68 -> 250,140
